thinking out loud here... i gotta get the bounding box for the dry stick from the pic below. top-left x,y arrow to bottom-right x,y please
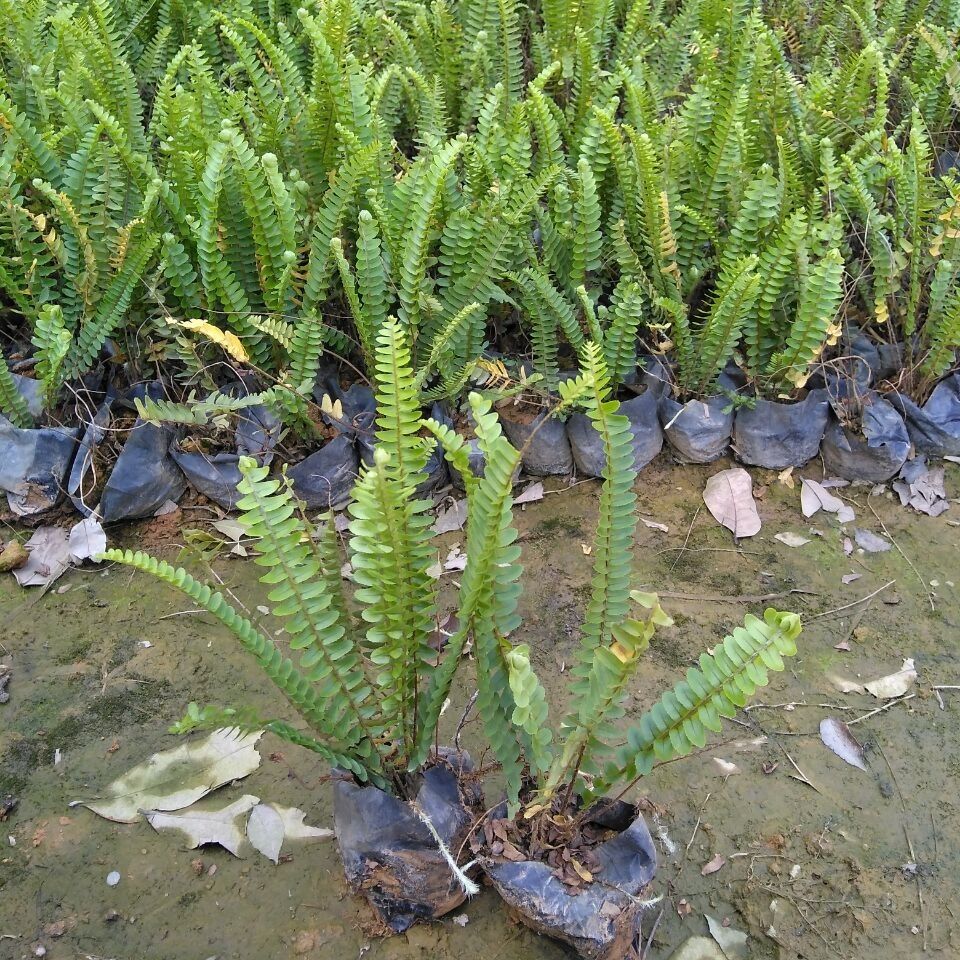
682,791 -> 711,864
847,694 -> 915,726
836,596 -> 873,649
877,741 -> 928,952
867,502 -> 934,611
669,504 -> 701,572
658,588 -> 818,604
639,905 -> 665,960
806,580 -> 896,620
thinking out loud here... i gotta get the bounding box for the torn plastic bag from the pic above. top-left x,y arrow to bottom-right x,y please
482,800 -> 657,960
567,388 -> 662,477
732,389 -> 829,469
99,418 -> 187,521
67,395 -> 115,516
889,374 -> 960,457
821,395 -> 910,482
288,435 -> 359,510
501,408 -> 573,476
332,752 -> 482,933
0,418 -> 79,516
658,392 -> 732,463
171,403 -> 280,511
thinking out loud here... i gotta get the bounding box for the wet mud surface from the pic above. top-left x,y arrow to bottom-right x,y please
1,458 -> 958,959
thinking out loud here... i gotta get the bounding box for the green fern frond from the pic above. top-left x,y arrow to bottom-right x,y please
597,609 -> 802,795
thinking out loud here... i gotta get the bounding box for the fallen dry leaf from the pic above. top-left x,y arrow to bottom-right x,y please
706,914 -> 749,960
819,717 -> 867,771
712,758 -> 740,777
145,795 -> 260,856
892,459 -> 949,516
864,658 -> 917,698
841,573 -> 862,585
79,728 -> 262,823
701,853 -> 726,876
774,532 -> 810,547
703,468 -> 761,538
854,528 -> 891,553
777,467 -> 795,489
514,481 -> 545,505
826,673 -> 865,694
641,518 -> 669,532
67,517 -> 106,562
432,498 -> 468,535
834,640 -> 851,652
800,478 -> 855,523
246,802 -> 333,864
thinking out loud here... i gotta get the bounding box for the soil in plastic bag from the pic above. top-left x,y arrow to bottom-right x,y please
288,434 -> 359,510
890,374 -> 960,457
332,751 -> 482,933
0,419 -> 79,517
821,394 -> 910,482
732,389 -> 829,469
171,403 -> 280,510
500,405 -> 573,476
67,396 -> 115,516
658,392 -> 732,463
480,799 -> 657,960
567,388 -> 662,477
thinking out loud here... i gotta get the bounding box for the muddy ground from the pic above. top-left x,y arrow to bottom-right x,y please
1,457 -> 958,960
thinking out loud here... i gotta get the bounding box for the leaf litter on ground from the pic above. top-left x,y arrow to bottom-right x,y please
819,718 -> 867,771
854,528 -> 892,553
513,481 -> 545,505
774,532 -> 811,547
432,498 -> 468,535
892,458 -> 949,516
703,467 -> 761,538
706,914 -> 750,960
77,728 -> 263,822
144,794 -> 260,856
800,478 -> 855,523
13,517 -> 108,587
246,802 -> 333,863
864,658 -> 917,698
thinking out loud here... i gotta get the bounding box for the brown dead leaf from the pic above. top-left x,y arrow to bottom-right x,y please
571,858 -> 593,882
701,853 -> 726,876
32,823 -> 46,847
703,468 -> 762,538
677,898 -> 693,917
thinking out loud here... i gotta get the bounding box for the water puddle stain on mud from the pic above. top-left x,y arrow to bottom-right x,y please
1,460 -> 958,958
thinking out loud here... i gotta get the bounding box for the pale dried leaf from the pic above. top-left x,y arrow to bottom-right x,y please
432,499 -> 468,535
443,545 -> 467,572
701,853 -> 726,876
841,573 -> 861,585
641,518 -> 670,532
819,718 -> 867,771
864,658 -> 917,698
703,468 -> 761,538
774,532 -> 810,547
68,517 -> 106,562
706,914 -> 750,960
212,518 -> 246,542
80,728 -> 262,822
12,527 -> 72,587
514,482 -> 545,505
712,758 -> 740,777
800,478 -> 854,523
145,794 -> 260,856
827,673 -> 865,694
777,467 -> 795,489
247,802 -> 333,864
854,528 -> 891,553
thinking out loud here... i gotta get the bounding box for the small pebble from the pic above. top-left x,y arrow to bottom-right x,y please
104,910 -> 120,923
107,870 -> 121,887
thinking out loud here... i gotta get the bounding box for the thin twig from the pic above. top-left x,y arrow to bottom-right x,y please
639,906 -> 665,960
779,744 -> 820,793
807,580 -> 896,620
867,502 -> 934,611
847,694 -> 915,726
657,588 -> 818,604
682,792 -> 711,867
454,691 -> 479,752
669,505 -> 701,572
154,608 -> 207,621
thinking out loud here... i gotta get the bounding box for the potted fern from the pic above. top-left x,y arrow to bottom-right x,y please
102,320 -> 490,933
429,345 -> 803,958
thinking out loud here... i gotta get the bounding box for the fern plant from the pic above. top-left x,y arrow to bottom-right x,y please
424,341 -> 803,811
